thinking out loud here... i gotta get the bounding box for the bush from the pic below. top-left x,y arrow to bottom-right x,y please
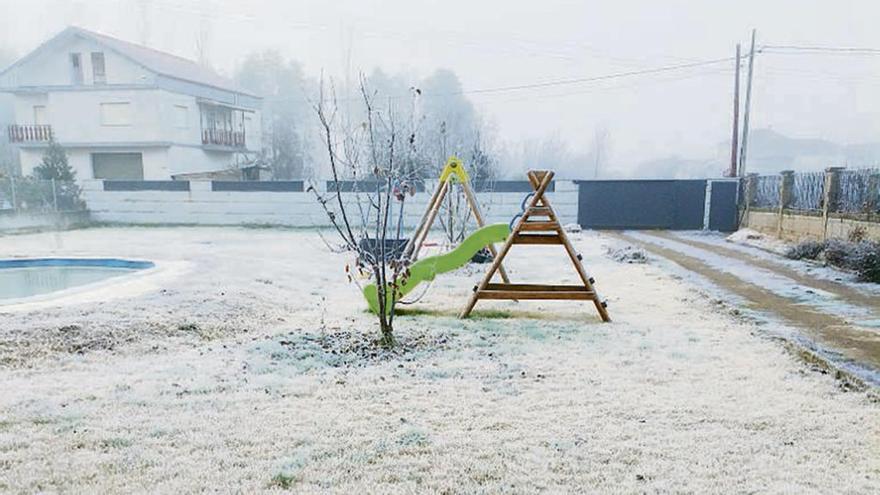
851,241 -> 880,283
785,238 -> 880,283
785,240 -> 824,260
822,239 -> 855,270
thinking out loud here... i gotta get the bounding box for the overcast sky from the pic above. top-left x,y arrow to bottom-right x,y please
1,0 -> 878,174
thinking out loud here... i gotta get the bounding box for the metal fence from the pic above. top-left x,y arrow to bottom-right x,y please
748,168 -> 880,217
838,168 -> 880,214
0,177 -> 86,213
752,175 -> 781,208
790,171 -> 825,212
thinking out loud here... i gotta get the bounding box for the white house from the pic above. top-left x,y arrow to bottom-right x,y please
0,26 -> 262,181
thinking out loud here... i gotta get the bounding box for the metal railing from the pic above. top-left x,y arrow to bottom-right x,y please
201,129 -> 246,148
790,171 -> 825,212
838,168 -> 880,214
747,167 -> 879,217
0,177 -> 85,213
7,124 -> 53,143
752,175 -> 781,208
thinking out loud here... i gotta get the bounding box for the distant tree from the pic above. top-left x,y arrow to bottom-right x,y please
417,69 -> 481,174
235,50 -> 314,179
0,48 -> 15,71
33,138 -> 75,181
0,48 -> 18,176
590,126 -> 611,179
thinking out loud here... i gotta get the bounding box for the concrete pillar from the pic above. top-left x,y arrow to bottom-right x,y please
822,167 -> 845,240
742,173 -> 759,228
867,172 -> 879,220
778,170 -> 794,237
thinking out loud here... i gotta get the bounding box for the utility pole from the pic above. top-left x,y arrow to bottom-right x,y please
738,29 -> 757,176
728,43 -> 741,177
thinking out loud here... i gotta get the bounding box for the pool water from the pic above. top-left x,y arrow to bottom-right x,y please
0,259 -> 153,301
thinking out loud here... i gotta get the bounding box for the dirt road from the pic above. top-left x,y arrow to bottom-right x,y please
614,230 -> 880,388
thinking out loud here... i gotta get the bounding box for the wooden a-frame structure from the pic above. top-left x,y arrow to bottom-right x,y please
460,170 -> 611,322
400,157 -> 512,284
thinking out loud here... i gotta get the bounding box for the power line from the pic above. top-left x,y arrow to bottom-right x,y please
760,44 -> 880,54
452,56 -> 741,96
468,67 -> 733,105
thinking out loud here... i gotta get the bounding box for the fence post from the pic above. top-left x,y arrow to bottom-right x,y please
51,178 -> 59,212
867,171 -> 879,221
743,173 -> 758,227
9,175 -> 17,213
822,167 -> 844,240
778,170 -> 794,237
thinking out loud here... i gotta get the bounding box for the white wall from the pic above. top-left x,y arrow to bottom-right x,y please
0,35 -> 155,88
14,87 -> 261,179
81,180 -> 580,228
5,34 -> 262,180
19,147 -> 170,180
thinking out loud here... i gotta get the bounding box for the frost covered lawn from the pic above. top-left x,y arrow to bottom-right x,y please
0,227 -> 878,493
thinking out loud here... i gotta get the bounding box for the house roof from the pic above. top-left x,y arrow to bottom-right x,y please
3,26 -> 259,98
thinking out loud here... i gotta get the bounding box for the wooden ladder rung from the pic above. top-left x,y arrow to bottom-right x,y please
477,289 -> 596,300
526,206 -> 552,217
519,221 -> 559,232
512,233 -> 563,245
485,283 -> 590,292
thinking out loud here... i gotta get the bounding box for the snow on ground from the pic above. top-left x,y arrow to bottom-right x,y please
707,230 -> 880,297
626,231 -> 875,321
0,227 -> 878,493
727,228 -> 792,255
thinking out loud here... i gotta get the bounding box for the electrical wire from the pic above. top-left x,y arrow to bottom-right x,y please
760,44 -> 880,55
457,56 -> 741,96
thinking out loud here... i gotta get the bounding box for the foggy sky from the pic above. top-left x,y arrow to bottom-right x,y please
1,0 -> 878,176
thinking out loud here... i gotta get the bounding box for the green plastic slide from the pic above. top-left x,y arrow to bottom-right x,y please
363,223 -> 511,314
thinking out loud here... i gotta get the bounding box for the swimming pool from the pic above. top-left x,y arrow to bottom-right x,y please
0,258 -> 155,301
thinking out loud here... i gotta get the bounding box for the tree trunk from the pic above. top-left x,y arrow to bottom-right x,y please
378,315 -> 395,347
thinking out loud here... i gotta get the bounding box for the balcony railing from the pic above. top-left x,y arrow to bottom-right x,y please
202,129 -> 246,149
8,124 -> 53,143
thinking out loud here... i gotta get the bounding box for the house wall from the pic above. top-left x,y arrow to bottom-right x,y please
0,35 -> 155,87
81,180 -> 580,228
20,147 -> 170,180
13,88 -> 261,180
4,32 -> 262,180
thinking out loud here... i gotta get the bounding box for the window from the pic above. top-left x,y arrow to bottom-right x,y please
92,153 -> 144,180
91,52 -> 106,84
100,102 -> 131,126
33,105 -> 46,125
70,53 -> 83,84
173,104 -> 188,128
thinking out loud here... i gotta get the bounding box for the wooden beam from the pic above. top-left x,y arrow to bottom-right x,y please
460,171 -> 556,318
477,290 -> 596,300
511,233 -> 563,245
526,207 -> 553,217
519,221 -> 560,232
484,283 -> 591,292
526,172 -> 611,322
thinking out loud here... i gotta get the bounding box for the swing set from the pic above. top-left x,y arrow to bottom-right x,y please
362,157 -> 610,322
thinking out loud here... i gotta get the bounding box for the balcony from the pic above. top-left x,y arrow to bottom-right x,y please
201,129 -> 246,149
8,124 -> 53,143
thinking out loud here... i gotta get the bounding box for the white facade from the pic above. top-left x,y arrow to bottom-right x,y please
0,27 -> 262,181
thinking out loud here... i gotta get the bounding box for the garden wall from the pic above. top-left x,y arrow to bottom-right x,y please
80,180 -> 580,228
742,168 -> 880,242
0,210 -> 90,234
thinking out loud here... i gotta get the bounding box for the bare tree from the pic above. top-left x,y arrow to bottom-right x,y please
307,75 -> 421,347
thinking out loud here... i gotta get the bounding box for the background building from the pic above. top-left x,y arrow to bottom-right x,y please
0,26 -> 261,181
